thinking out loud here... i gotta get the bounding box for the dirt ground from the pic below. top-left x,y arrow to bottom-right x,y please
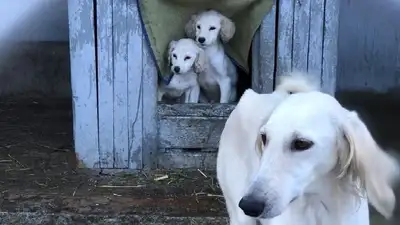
0,97 -> 224,219
0,93 -> 400,224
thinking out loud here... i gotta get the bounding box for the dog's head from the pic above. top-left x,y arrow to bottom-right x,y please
239,91 -> 399,220
185,10 -> 235,46
167,38 -> 207,74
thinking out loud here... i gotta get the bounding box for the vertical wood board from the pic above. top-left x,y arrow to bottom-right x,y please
252,4 -> 276,93
112,0 -> 130,168
96,0 -> 114,168
96,0 -> 145,169
307,0 -> 324,79
127,0 -> 144,169
322,0 -> 339,94
142,36 -> 158,169
276,0 -> 295,77
275,0 -> 339,94
292,0 -> 310,72
68,0 -> 100,168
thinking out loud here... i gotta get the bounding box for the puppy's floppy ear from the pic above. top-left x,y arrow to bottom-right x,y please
219,14 -> 236,42
185,14 -> 198,39
193,47 -> 207,73
338,110 -> 399,219
167,40 -> 177,66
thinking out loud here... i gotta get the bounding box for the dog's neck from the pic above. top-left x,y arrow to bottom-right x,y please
172,70 -> 196,78
201,41 -> 223,54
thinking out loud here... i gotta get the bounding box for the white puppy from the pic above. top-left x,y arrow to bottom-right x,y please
158,38 -> 207,103
185,10 -> 238,103
217,73 -> 399,225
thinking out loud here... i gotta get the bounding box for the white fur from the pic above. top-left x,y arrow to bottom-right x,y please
217,73 -> 399,225
158,39 -> 203,103
186,10 -> 238,103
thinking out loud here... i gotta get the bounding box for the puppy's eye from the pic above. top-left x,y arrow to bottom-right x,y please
209,26 -> 216,31
197,25 -> 201,29
291,138 -> 313,151
173,54 -> 177,59
260,133 -> 267,146
184,56 -> 191,60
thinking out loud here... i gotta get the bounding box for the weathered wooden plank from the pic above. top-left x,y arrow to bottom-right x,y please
276,0 -> 295,77
157,151 -> 217,169
142,34 -> 158,169
159,117 -> 227,149
96,0 -> 114,168
252,29 -> 261,91
112,0 -> 129,168
322,0 -> 339,94
307,0 -> 324,79
158,103 -> 235,117
252,4 -> 276,93
68,0 -> 100,168
127,0 -> 143,169
292,0 -> 310,72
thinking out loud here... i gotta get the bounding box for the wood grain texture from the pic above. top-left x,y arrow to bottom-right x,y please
158,104 -> 235,117
159,117 -> 227,149
112,0 -> 129,168
157,151 -> 217,169
96,0 -> 144,169
292,0 -> 310,72
307,0 -> 324,78
337,0 -> 400,92
68,0 -> 100,168
252,4 -> 276,93
321,0 -> 339,95
96,0 -> 114,168
142,34 -> 158,169
252,29 -> 261,91
127,0 -> 144,169
275,0 -> 338,93
158,104 -> 234,151
276,0 -> 295,77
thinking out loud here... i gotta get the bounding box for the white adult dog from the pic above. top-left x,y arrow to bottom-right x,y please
217,73 -> 399,225
158,38 -> 207,103
185,10 -> 238,103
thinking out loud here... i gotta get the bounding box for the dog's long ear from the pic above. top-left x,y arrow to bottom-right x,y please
234,89 -> 287,156
220,14 -> 236,43
185,14 -> 198,39
338,110 -> 399,219
254,132 -> 264,157
167,40 -> 177,66
193,47 -> 207,73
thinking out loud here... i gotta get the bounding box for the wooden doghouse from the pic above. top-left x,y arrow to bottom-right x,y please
68,0 -> 339,170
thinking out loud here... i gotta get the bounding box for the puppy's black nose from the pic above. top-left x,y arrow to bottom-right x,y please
173,66 -> 180,73
238,196 -> 265,217
198,37 -> 206,43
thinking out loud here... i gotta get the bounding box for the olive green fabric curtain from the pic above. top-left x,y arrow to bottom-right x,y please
138,0 -> 274,78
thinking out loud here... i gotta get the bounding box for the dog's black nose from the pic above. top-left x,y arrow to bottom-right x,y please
238,196 -> 265,217
173,66 -> 180,73
198,37 -> 206,43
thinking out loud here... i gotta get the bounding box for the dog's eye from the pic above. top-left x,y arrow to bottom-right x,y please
209,26 -> 216,31
184,56 -> 191,60
291,138 -> 313,151
197,25 -> 201,29
173,54 -> 177,59
260,133 -> 267,146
